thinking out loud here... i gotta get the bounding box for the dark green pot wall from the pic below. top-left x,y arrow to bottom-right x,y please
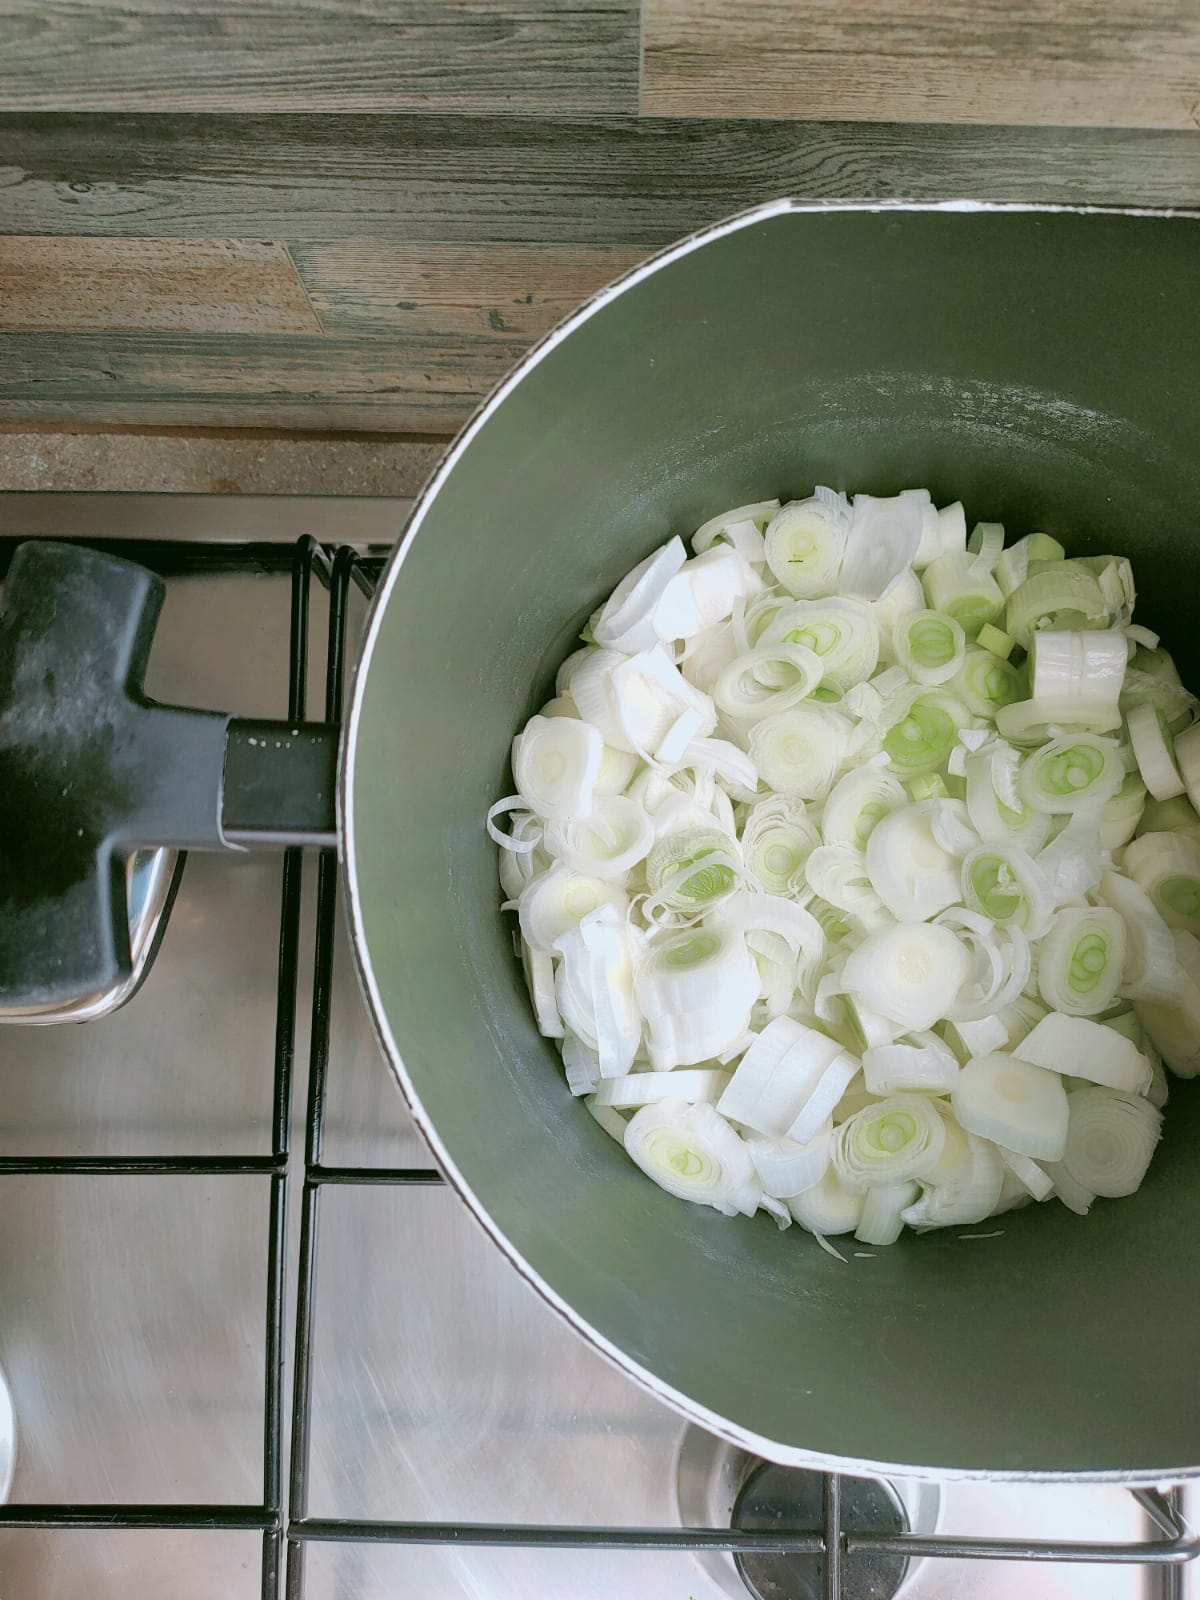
347,204 -> 1200,1477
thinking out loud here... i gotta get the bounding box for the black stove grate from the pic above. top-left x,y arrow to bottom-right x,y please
0,535 -> 1195,1600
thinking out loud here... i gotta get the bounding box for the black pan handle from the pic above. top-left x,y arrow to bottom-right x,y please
0,540 -> 339,1013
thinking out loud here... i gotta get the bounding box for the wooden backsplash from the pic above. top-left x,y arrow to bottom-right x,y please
1,2 -> 1199,434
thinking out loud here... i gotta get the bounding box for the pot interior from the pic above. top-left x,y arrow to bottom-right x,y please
348,205 -> 1200,1477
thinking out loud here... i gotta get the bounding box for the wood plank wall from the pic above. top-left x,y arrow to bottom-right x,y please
1,3 -> 1198,433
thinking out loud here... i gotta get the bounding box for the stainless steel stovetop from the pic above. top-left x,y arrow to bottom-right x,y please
0,494 -> 1195,1600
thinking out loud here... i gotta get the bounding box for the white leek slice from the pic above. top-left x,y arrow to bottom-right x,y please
820,767 -> 907,849
842,923 -> 970,1032
942,1014 -> 1008,1060
748,1125 -> 832,1199
964,742 -> 1053,853
683,737 -> 760,800
787,1168 -> 865,1235
547,795 -> 654,880
1013,1011 -> 1152,1093
865,801 -> 963,921
716,1016 -> 845,1139
1134,928 -> 1200,1078
740,796 -> 821,895
592,536 -> 687,653
1030,629 -> 1127,722
608,645 -> 717,762
1037,907 -> 1126,1016
998,694 -> 1122,740
644,827 -> 742,919
713,643 -> 824,723
878,688 -> 971,777
554,909 -> 641,1078
922,551 -> 1004,637
512,715 -> 604,822
759,1192 -> 794,1229
857,1180 -> 920,1245
998,1145 -> 1055,1201
1124,830 -> 1200,936
763,494 -> 850,597
748,705 -> 851,800
862,1032 -> 959,1095
1057,1086 -> 1161,1198
938,909 -> 1031,1022
1137,793 -> 1200,844
871,568 -> 926,663
654,546 -> 764,643
1041,1160 -> 1095,1215
1126,703 -> 1184,800
914,500 -> 967,569
1005,562 -> 1107,648
679,621 -> 738,695
637,924 -> 759,1070
967,519 -> 1005,572
1018,733 -> 1124,816
586,1094 -> 629,1142
894,609 -> 966,686
838,489 -> 926,601
994,532 -> 1065,598
570,647 -> 640,746
594,1067 -> 731,1109
832,1093 -> 947,1190
802,845 -> 884,919
978,622 -> 1015,659
692,499 -> 779,561
785,1050 -> 861,1146
901,1111 -> 1004,1229
1096,870 -> 1179,1003
961,843 -> 1052,935
952,1052 -> 1069,1160
522,942 -> 564,1039
761,597 -> 880,691
519,864 -> 628,952
1099,771 -> 1147,851
1121,645 -> 1196,731
955,649 -> 1025,719
1035,814 -> 1104,908
624,1100 -> 761,1217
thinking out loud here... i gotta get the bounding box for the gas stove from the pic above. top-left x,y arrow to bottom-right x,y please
0,492 -> 1195,1600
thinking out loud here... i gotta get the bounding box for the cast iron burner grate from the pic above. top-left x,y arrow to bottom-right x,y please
0,534 -> 1195,1600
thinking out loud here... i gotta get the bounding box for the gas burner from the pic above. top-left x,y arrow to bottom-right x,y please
733,1463 -> 908,1600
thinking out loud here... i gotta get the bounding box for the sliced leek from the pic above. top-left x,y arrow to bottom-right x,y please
492,486 -> 1196,1247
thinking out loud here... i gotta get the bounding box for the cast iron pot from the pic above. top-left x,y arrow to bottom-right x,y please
5,201 -> 1200,1480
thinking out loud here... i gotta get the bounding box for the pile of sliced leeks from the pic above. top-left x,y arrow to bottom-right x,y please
487,488 -> 1200,1253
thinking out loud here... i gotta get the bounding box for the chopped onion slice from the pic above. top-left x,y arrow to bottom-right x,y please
624,1100 -> 761,1216
1013,1012 -> 1152,1094
952,1052 -> 1068,1161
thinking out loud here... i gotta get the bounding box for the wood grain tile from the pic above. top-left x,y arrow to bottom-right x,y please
0,237 -> 321,332
0,330 -> 530,432
3,115 -> 1199,248
287,241 -> 645,335
642,0 -> 1200,129
0,0 -> 638,114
